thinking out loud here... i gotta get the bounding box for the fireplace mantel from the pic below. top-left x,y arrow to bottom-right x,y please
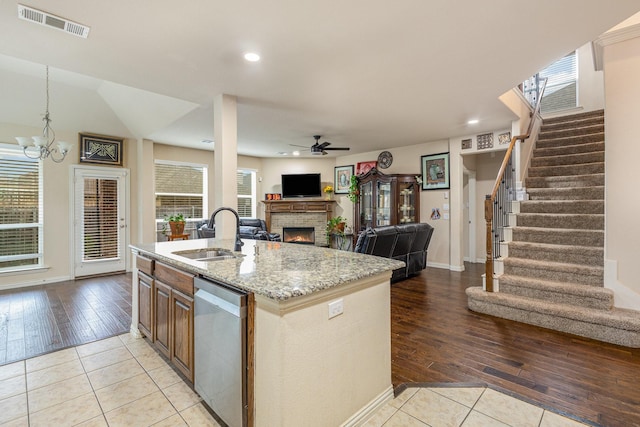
262,199 -> 336,232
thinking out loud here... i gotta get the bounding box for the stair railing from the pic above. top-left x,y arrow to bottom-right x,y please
485,78 -> 547,292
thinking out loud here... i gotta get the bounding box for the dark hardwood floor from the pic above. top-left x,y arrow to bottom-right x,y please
0,273 -> 132,365
392,262 -> 640,427
2,265 -> 640,425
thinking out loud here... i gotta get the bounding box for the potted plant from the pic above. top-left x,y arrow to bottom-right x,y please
163,213 -> 186,235
326,216 -> 346,245
347,175 -> 359,202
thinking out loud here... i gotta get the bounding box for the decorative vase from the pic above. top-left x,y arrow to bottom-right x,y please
325,192 -> 334,200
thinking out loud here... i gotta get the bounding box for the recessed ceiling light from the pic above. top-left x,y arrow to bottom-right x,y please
467,119 -> 479,125
244,52 -> 260,62
292,151 -> 300,156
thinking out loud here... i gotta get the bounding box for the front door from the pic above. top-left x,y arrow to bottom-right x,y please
73,167 -> 128,277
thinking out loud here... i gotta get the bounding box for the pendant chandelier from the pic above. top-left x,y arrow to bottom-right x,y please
15,66 -> 71,163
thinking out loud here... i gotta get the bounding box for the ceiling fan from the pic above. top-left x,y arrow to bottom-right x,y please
291,135 -> 350,156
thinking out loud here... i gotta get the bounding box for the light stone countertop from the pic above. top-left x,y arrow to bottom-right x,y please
130,238 -> 404,301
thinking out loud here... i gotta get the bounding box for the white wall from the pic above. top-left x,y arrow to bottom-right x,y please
602,34 -> 640,306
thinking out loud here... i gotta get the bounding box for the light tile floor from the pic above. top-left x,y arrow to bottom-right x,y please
0,334 -> 220,427
364,386 -> 590,427
0,334 -> 589,427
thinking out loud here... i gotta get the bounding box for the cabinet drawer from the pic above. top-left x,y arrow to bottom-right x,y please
137,255 -> 154,276
155,261 -> 194,296
304,202 -> 330,211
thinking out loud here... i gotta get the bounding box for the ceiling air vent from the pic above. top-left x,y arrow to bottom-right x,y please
18,4 -> 90,39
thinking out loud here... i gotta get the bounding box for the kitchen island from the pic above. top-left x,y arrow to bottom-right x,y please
130,237 -> 404,427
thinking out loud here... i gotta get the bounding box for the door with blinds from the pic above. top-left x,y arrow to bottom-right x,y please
74,167 -> 128,277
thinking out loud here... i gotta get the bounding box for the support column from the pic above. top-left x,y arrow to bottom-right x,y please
214,94 -> 239,239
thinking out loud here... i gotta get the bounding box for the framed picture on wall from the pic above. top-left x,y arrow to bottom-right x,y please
421,152 -> 450,190
334,165 -> 353,194
79,133 -> 124,166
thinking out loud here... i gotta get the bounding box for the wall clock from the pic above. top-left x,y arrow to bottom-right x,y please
377,151 -> 393,169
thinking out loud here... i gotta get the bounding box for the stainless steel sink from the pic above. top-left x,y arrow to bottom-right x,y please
173,248 -> 238,262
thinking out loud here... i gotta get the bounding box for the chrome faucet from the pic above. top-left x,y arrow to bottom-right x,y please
210,207 -> 244,252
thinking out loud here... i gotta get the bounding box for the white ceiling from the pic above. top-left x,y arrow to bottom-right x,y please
1,1 -> 639,158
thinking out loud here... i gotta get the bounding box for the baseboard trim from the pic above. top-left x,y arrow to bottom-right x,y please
340,385 -> 394,427
0,275 -> 71,291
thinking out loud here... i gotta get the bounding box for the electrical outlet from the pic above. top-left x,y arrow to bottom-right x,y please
328,299 -> 344,319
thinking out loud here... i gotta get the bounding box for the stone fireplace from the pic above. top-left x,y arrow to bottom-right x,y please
262,199 -> 336,247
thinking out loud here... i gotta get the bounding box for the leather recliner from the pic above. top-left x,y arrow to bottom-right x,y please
354,223 -> 434,282
197,218 -> 281,241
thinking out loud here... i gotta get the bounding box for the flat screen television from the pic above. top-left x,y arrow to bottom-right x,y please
281,173 -> 322,198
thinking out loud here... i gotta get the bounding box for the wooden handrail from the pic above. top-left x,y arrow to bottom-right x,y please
485,78 -> 547,292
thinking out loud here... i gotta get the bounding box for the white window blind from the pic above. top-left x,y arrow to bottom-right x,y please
540,51 -> 577,113
237,170 -> 256,218
155,162 -> 206,220
0,145 -> 43,271
83,178 -> 119,260
155,161 -> 207,241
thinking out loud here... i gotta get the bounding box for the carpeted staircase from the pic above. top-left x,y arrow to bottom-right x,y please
466,110 -> 640,347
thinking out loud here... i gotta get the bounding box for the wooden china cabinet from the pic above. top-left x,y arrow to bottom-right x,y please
354,167 -> 420,233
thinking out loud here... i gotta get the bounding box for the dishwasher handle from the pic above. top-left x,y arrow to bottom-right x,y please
195,288 -> 246,318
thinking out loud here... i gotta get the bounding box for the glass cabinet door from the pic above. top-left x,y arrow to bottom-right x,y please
398,182 -> 416,223
360,181 -> 373,230
377,181 -> 391,226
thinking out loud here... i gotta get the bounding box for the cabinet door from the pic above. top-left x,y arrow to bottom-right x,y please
171,289 -> 194,381
154,280 -> 172,357
376,181 -> 392,226
359,181 -> 374,230
138,272 -> 154,339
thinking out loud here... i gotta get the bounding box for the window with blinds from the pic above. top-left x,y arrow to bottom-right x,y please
237,170 -> 256,218
526,51 -> 577,113
0,145 -> 42,271
83,178 -> 119,260
155,161 -> 207,240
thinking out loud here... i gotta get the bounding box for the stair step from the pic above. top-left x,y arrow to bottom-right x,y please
528,162 -> 604,177
503,258 -> 603,286
534,141 -> 604,158
498,275 -> 612,310
531,151 -> 604,168
466,286 -> 640,347
516,213 -> 603,230
540,116 -> 604,132
512,226 -> 603,247
538,124 -> 604,140
536,132 -> 604,149
519,200 -> 604,214
528,186 -> 604,201
507,241 -> 604,266
542,109 -> 604,125
526,174 -> 604,189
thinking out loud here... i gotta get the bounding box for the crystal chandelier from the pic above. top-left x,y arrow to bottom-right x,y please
15,66 -> 71,163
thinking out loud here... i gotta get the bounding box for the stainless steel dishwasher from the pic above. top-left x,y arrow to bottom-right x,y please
194,277 -> 248,427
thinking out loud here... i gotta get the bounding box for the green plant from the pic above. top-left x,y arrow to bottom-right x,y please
162,213 -> 186,235
326,216 -> 346,245
347,175 -> 359,202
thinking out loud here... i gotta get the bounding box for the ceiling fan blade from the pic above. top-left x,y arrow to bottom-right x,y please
322,150 -> 328,155
324,147 -> 350,151
317,142 -> 331,150
289,144 -> 310,148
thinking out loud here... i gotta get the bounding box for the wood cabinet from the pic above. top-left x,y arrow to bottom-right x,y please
154,280 -> 172,358
137,271 -> 153,338
136,255 -> 195,382
354,168 -> 420,233
171,289 -> 194,380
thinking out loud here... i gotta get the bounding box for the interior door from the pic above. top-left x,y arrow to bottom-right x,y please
73,167 -> 128,277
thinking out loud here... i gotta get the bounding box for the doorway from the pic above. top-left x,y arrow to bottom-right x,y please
72,166 -> 129,277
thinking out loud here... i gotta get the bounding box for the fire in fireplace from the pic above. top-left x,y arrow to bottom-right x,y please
283,227 -> 315,245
